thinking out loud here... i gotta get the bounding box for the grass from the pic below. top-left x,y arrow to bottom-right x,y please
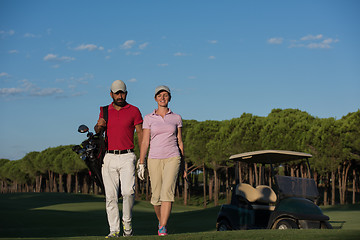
0,193 -> 359,240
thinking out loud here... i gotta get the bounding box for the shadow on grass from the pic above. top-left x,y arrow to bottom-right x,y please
0,193 -> 219,238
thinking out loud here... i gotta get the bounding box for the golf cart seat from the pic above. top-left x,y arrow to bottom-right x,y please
255,185 -> 277,204
252,185 -> 277,211
236,183 -> 261,203
235,183 -> 277,211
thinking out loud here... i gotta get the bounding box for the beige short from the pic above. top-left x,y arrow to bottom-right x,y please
148,156 -> 181,205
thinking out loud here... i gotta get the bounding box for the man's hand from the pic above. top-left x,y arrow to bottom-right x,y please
95,118 -> 106,133
97,118 -> 106,127
137,160 -> 146,181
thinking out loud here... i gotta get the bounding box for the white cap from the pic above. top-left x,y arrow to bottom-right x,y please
155,85 -> 170,96
111,80 -> 127,93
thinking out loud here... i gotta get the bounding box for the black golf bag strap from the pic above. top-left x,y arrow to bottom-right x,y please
102,105 -> 109,124
101,105 -> 109,148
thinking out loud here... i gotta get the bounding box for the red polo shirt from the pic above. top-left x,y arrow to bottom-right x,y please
99,103 -> 143,151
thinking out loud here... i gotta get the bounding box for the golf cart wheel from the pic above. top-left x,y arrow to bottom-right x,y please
217,219 -> 232,231
275,219 -> 299,230
320,221 -> 333,229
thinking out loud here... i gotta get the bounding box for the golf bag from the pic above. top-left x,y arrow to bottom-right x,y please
72,127 -> 106,193
72,105 -> 109,194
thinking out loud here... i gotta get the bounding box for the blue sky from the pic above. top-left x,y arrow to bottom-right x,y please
1,0 -> 359,160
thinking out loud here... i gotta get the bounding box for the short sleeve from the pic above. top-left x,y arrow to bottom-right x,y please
143,115 -> 151,129
133,107 -> 143,126
177,115 -> 183,128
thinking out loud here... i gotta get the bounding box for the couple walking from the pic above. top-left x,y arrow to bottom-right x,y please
94,80 -> 184,238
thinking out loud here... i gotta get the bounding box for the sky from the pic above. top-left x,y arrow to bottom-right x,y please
0,0 -> 359,160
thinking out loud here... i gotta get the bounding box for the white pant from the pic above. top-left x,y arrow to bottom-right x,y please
102,152 -> 136,232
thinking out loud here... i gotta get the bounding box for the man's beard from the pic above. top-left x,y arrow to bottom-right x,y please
113,98 -> 127,107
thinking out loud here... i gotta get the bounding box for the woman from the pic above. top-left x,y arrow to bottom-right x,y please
138,85 -> 184,236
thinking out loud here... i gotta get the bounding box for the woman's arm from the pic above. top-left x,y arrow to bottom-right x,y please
139,128 -> 150,164
177,127 -> 184,157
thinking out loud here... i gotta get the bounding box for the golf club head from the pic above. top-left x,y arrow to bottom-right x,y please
78,124 -> 89,133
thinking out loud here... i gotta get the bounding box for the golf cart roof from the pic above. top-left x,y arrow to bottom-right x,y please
229,150 -> 312,164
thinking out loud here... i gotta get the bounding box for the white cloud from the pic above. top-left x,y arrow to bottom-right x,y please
69,73 -> 93,84
24,33 -> 41,38
208,56 -> 216,60
128,78 -> 137,82
269,34 -> 340,49
306,38 -> 339,49
158,63 -> 169,67
0,72 -> 9,78
268,37 -> 283,44
9,50 -> 19,54
75,44 -> 98,51
0,30 -> 15,38
290,36 -> 339,49
0,79 -> 64,98
0,87 -> 23,96
126,51 -> 141,56
300,34 -> 323,41
139,42 -> 149,49
44,54 -> 57,61
208,40 -> 218,44
30,88 -> 63,96
43,53 -> 75,62
174,52 -> 187,56
121,40 -> 136,49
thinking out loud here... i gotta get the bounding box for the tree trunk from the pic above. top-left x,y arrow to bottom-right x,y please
67,174 -> 72,193
176,180 -> 180,200
341,161 -> 351,204
209,174 -> 213,201
146,174 -> 150,201
226,167 -> 230,204
53,174 -> 58,193
36,175 -> 43,192
83,174 -> 89,194
268,166 -> 272,188
135,174 -> 139,198
75,172 -> 79,193
353,168 -> 356,204
45,179 -> 50,192
323,173 -> 329,206
254,163 -> 258,186
331,170 -> 336,205
203,164 -> 207,208
94,181 -> 98,195
249,165 -> 253,186
59,174 -> 64,193
214,168 -> 218,206
238,162 -> 242,183
48,170 -> 53,192
184,162 -> 188,205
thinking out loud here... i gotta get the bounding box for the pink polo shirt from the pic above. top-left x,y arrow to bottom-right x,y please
143,109 -> 182,159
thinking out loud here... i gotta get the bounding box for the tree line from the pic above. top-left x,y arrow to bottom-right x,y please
1,109 -> 359,207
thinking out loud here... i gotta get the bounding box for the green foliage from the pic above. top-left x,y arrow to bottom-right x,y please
1,109 -> 359,192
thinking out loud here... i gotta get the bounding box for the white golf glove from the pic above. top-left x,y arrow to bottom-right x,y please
137,159 -> 146,181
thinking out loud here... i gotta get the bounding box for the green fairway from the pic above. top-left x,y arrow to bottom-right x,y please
0,193 -> 359,240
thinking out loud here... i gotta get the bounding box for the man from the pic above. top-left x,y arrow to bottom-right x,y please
95,80 -> 143,238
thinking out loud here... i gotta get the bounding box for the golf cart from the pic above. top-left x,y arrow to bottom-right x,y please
216,150 -> 332,230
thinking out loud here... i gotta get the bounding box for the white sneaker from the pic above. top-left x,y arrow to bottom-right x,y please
105,231 -> 120,238
122,221 -> 133,237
